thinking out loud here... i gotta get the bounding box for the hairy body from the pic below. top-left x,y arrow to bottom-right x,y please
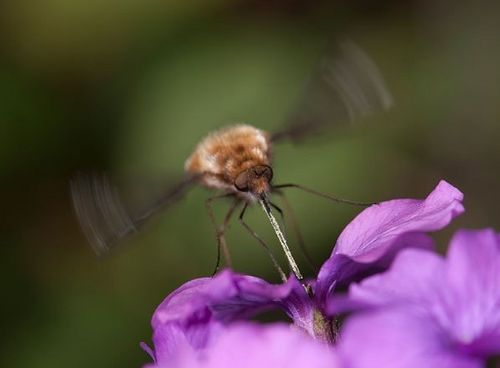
70,40 -> 391,279
185,124 -> 273,198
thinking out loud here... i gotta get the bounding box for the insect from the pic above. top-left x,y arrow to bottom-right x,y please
71,40 -> 392,282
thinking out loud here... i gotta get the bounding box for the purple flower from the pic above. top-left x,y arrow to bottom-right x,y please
168,322 -> 340,368
142,272 -> 295,366
336,229 -> 500,367
315,180 -> 464,303
142,180 -> 464,365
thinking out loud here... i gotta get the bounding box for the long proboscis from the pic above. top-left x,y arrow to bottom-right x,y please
259,194 -> 303,281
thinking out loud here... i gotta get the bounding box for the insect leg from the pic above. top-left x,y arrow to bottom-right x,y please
272,190 -> 316,271
238,202 -> 287,283
269,200 -> 309,270
272,183 -> 375,207
268,201 -> 286,234
205,193 -> 237,274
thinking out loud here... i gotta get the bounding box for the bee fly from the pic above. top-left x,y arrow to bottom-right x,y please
70,40 -> 392,282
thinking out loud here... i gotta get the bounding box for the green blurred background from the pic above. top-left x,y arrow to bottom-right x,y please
1,0 -> 499,367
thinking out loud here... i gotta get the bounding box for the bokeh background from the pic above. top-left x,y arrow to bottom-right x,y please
2,0 -> 499,367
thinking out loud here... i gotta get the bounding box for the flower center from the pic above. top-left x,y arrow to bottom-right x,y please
313,308 -> 336,343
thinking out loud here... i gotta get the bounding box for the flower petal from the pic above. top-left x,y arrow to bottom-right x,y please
338,308 -> 482,368
442,229 -> 500,356
316,180 -> 463,302
335,228 -> 500,362
145,269 -> 301,365
147,322 -> 222,366
152,269 -> 294,329
177,322 -> 339,368
327,248 -> 445,315
334,180 -> 463,261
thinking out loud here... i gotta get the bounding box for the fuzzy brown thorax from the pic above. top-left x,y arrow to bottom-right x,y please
185,124 -> 272,196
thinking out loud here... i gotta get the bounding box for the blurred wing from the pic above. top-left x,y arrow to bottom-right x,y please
70,173 -> 198,255
271,40 -> 393,143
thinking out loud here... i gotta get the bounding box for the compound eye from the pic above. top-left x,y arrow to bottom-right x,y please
253,165 -> 273,183
262,165 -> 273,182
234,171 -> 249,192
